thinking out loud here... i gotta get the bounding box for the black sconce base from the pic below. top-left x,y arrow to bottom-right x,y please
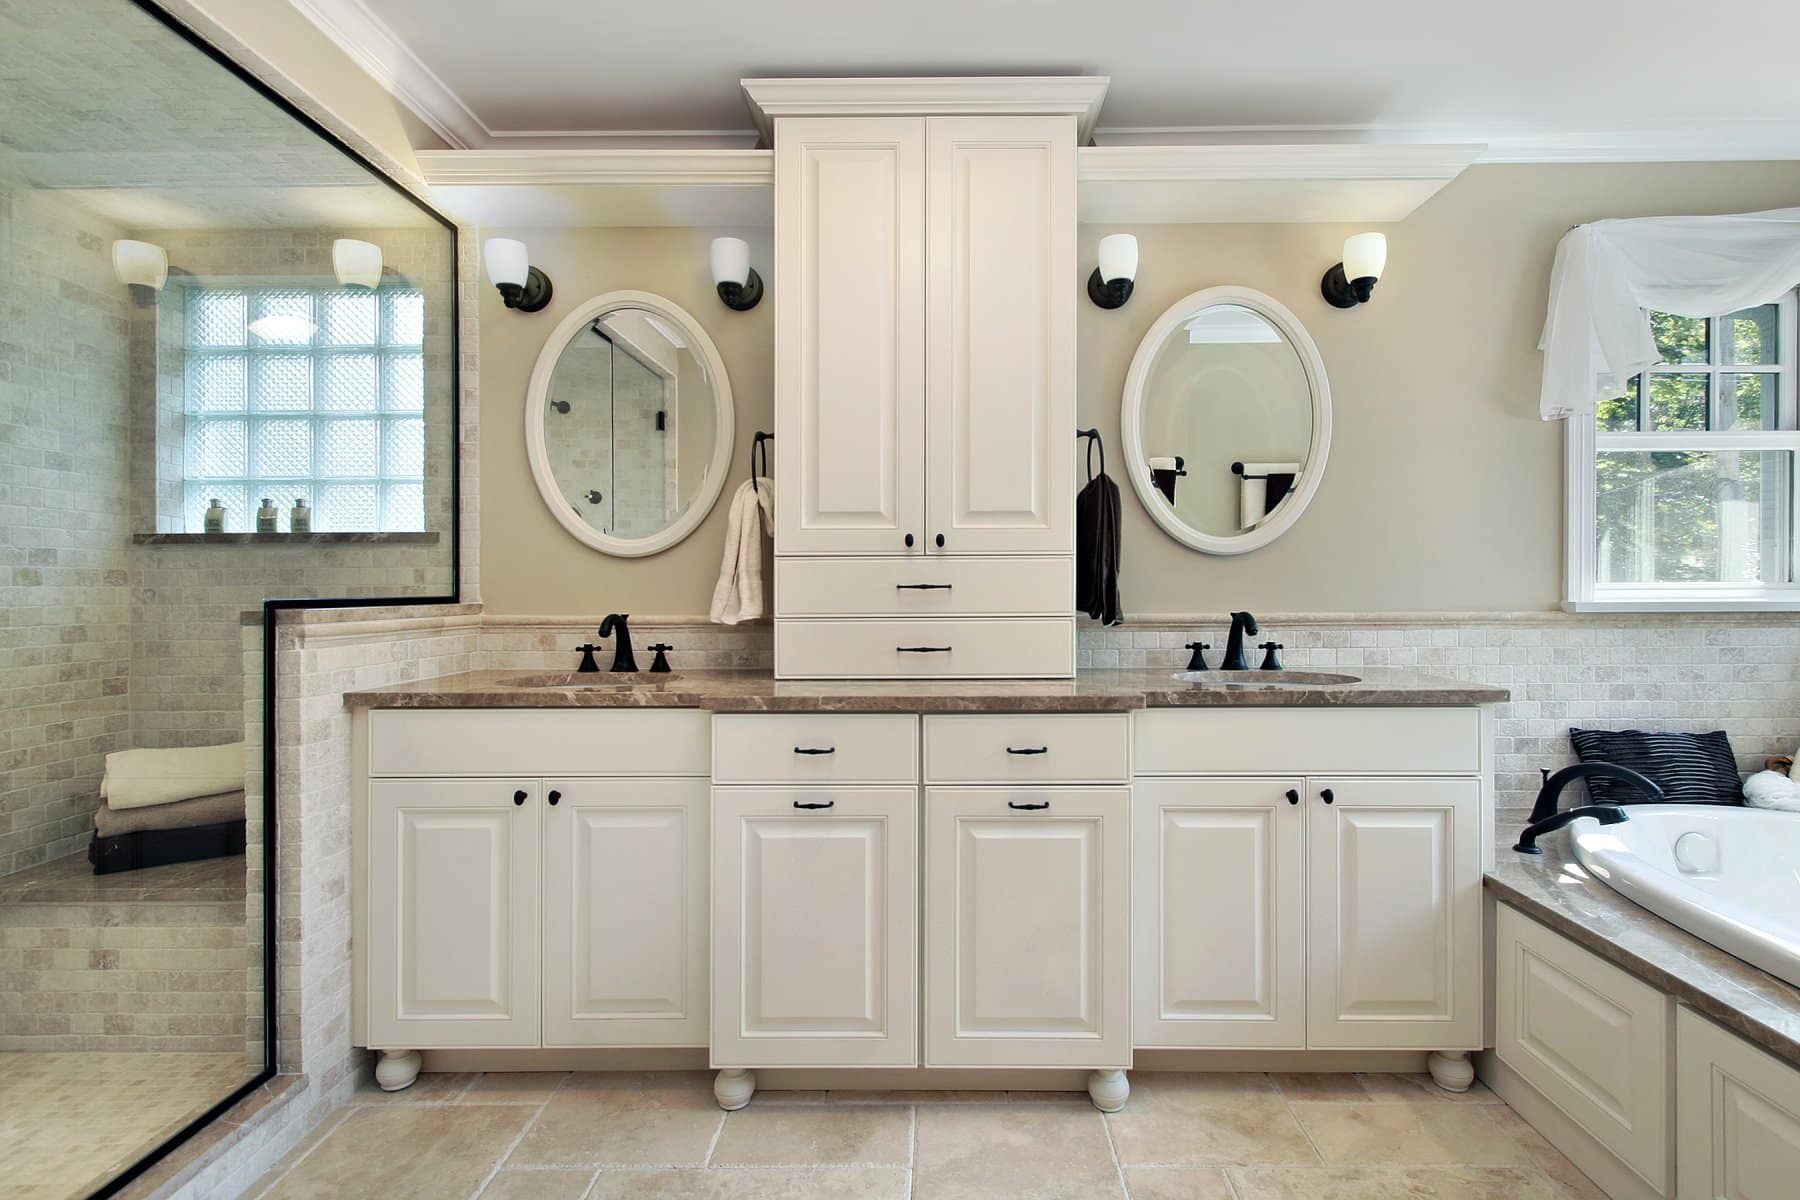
1320,263 -> 1377,309
1087,269 -> 1133,310
717,267 -> 764,312
500,266 -> 554,313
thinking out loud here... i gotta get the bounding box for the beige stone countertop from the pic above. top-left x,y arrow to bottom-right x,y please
1487,833 -> 1800,1067
342,667 -> 1508,712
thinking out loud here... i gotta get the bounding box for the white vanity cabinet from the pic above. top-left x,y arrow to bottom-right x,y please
355,710 -> 712,1081
1676,1008 -> 1800,1198
1131,708 -> 1487,1079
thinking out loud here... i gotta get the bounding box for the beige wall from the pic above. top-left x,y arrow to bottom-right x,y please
478,163 -> 1800,618
480,227 -> 773,617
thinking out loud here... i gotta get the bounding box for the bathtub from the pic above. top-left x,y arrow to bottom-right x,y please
1570,804 -> 1800,990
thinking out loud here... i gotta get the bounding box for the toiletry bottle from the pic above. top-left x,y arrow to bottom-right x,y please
257,497 -> 279,533
290,497 -> 311,534
204,498 -> 226,534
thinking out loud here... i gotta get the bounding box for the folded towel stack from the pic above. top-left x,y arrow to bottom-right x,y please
101,742 -> 245,811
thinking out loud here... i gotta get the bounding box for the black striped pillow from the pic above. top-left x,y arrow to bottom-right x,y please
1569,728 -> 1744,806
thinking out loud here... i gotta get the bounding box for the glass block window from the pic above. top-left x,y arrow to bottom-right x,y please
182,286 -> 427,532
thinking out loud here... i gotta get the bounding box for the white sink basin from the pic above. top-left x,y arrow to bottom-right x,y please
1172,670 -> 1361,688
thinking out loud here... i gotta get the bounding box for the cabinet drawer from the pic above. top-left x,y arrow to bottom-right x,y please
1133,707 -> 1481,775
1496,905 -> 1671,1193
368,709 -> 709,777
775,618 -> 1074,679
712,714 -> 918,784
924,714 -> 1128,783
776,556 -> 1073,617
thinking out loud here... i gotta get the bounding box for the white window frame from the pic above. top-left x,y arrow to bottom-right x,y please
1565,290 -> 1800,611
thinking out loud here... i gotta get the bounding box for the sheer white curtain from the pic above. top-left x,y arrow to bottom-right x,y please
1539,207 -> 1800,419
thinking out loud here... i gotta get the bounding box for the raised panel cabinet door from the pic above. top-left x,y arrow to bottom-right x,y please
924,116 -> 1076,557
541,778 -> 707,1048
1305,777 -> 1481,1050
1132,778 -> 1306,1049
1677,1006 -> 1800,1200
711,786 -> 918,1067
775,117 -> 926,556
924,787 -> 1129,1067
367,779 -> 540,1048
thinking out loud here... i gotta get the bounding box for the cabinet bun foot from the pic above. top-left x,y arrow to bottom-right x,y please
1087,1068 -> 1129,1112
374,1049 -> 423,1092
1427,1051 -> 1475,1093
714,1068 -> 756,1111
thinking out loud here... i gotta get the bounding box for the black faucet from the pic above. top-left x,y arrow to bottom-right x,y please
597,613 -> 637,672
1513,762 -> 1665,854
1183,641 -> 1211,670
573,643 -> 602,673
1258,641 -> 1284,671
647,643 -> 673,673
1220,611 -> 1259,670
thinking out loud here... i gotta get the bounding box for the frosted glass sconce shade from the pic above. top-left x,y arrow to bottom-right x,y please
483,237 -> 553,312
1088,233 -> 1137,309
332,238 -> 383,289
710,236 -> 763,311
112,239 -> 167,306
1322,232 -> 1388,308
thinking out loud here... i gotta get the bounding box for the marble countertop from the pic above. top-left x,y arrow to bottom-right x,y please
342,666 -> 1508,712
1486,833 -> 1800,1067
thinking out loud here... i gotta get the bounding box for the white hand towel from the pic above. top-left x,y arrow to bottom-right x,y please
101,742 -> 246,811
709,477 -> 773,625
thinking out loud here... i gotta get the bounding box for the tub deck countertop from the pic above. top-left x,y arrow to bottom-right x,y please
342,667 -> 1507,712
1487,832 -> 1800,1067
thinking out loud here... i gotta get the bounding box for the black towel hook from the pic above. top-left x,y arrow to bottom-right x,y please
751,431 -> 773,495
1077,428 -> 1104,482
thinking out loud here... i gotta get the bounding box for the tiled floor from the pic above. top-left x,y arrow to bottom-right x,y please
0,1051 -> 252,1199
244,1070 -> 1606,1199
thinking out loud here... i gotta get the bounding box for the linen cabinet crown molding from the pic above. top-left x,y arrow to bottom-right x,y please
741,76 -> 1111,147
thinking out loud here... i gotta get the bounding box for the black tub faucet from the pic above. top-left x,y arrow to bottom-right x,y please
1221,611 -> 1259,670
1512,762 -> 1665,854
597,613 -> 637,672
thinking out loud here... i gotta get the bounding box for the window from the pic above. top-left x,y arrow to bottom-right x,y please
1567,293 -> 1800,609
182,285 -> 426,532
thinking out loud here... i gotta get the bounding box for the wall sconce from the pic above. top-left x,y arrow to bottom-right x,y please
483,237 -> 554,313
112,239 -> 167,307
1321,232 -> 1387,309
1087,234 -> 1137,309
332,238 -> 383,289
710,237 -> 763,311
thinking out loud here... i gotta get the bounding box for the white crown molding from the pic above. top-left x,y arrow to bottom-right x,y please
741,76 -> 1111,146
1077,143 -> 1484,183
288,0 -> 488,148
415,148 -> 774,188
1093,122 -> 1800,164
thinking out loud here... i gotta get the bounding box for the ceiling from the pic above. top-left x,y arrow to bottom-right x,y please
300,0 -> 1800,160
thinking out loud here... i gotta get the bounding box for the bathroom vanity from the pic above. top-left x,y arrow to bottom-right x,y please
346,668 -> 1503,1109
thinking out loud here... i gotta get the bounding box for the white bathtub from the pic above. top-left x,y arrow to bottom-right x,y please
1571,804 -> 1800,990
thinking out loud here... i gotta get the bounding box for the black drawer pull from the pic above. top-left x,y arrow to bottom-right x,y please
1321,788 -> 1335,805
547,789 -> 562,806
793,746 -> 836,755
896,583 -> 952,590
1006,746 -> 1049,756
512,790 -> 528,806
1008,800 -> 1051,811
1285,789 -> 1300,805
793,799 -> 835,810
896,645 -> 952,653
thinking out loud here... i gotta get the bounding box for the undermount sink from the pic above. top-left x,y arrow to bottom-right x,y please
501,672 -> 682,688
1172,670 -> 1361,688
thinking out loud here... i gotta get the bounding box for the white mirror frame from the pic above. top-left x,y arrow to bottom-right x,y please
525,290 -> 735,558
1120,285 -> 1332,556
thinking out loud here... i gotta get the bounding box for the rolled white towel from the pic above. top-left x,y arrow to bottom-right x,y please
1745,769 -> 1800,812
102,742 -> 246,811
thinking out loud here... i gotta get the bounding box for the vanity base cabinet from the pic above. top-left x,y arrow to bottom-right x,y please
923,787 -> 1129,1068
711,787 -> 919,1069
1677,1006 -> 1800,1200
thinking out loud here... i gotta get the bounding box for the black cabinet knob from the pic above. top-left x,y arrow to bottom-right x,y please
547,790 -> 562,806
513,790 -> 528,806
904,533 -> 914,548
1321,788 -> 1335,805
1286,789 -> 1300,805
935,533 -> 945,548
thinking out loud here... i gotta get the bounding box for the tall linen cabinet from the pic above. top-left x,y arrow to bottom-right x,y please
771,112 -> 1077,679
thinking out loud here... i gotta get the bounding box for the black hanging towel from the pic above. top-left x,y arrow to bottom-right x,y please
1075,429 -> 1123,626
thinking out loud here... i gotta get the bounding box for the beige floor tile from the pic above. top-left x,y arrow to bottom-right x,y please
586,1167 -> 911,1198
1130,1072 -> 1280,1104
260,1105 -> 535,1199
1291,1101 -> 1556,1166
460,1073 -> 570,1105
477,1168 -> 598,1199
913,1102 -> 1123,1199
1121,1167 -> 1235,1200
1228,1165 -> 1572,1199
508,1074 -> 724,1167
1270,1072 -> 1371,1101
1356,1071 -> 1501,1103
1105,1074 -> 1316,1168
711,1105 -> 912,1166
352,1071 -> 476,1104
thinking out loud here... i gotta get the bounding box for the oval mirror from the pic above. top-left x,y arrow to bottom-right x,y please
526,291 -> 734,557
1121,286 -> 1330,555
